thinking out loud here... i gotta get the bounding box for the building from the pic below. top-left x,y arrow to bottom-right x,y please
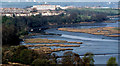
31,4 -> 61,10
0,8 -> 30,13
0,13 -> 40,17
41,11 -> 65,16
0,4 -> 67,17
0,8 -> 40,17
1,13 -> 13,17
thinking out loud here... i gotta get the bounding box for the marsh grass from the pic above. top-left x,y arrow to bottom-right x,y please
58,27 -> 120,37
24,38 -> 82,44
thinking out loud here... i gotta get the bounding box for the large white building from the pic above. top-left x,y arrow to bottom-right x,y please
31,4 -> 61,10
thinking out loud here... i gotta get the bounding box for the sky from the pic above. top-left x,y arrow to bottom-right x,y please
0,0 -> 119,2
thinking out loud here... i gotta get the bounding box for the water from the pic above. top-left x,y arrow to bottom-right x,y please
44,20 -> 119,64
1,2 -> 118,8
22,18 -> 119,64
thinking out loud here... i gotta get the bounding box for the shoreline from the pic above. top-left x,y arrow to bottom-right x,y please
27,17 -> 118,37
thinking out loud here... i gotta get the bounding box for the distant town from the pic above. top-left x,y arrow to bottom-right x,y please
0,3 -> 119,17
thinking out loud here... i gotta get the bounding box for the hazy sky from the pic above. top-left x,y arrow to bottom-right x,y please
0,0 -> 119,2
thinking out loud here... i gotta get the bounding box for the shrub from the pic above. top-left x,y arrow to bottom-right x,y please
2,46 -> 39,65
107,57 -> 117,66
82,52 -> 94,65
61,51 -> 75,64
32,58 -> 50,66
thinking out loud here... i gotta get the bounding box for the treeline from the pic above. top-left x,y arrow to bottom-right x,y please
76,8 -> 118,15
2,45 -> 94,65
2,46 -> 118,65
2,16 -> 21,45
65,8 -> 108,22
2,8 -> 117,45
2,46 -> 94,66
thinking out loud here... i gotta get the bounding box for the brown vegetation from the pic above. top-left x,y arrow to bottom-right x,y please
68,42 -> 82,44
24,38 -> 82,44
25,44 -> 80,47
24,38 -> 81,54
33,47 -> 73,54
1,62 -> 29,66
24,38 -> 67,43
107,35 -> 120,37
58,27 -> 120,37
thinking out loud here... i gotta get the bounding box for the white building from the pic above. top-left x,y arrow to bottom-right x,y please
41,11 -> 64,16
0,8 -> 30,13
1,13 -> 13,17
31,4 -> 61,10
0,12 -> 40,17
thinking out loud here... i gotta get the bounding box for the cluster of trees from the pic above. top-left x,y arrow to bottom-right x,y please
2,46 -> 118,65
2,16 -> 21,45
77,8 -> 118,15
2,8 -> 117,46
107,57 -> 117,66
2,46 -> 95,65
65,8 -> 109,22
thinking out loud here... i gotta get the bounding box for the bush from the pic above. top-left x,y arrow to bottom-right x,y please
2,16 -> 20,45
107,57 -> 117,66
82,52 -> 94,65
2,46 -> 39,65
61,51 -> 75,64
2,46 -> 96,65
32,58 -> 50,66
50,53 -> 58,64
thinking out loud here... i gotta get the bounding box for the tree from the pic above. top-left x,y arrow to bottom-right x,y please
73,53 -> 83,65
82,52 -> 94,66
2,46 -> 39,65
2,24 -> 20,45
51,53 -> 58,64
107,57 -> 117,66
61,51 -> 74,64
32,58 -> 50,65
32,8 -> 38,12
